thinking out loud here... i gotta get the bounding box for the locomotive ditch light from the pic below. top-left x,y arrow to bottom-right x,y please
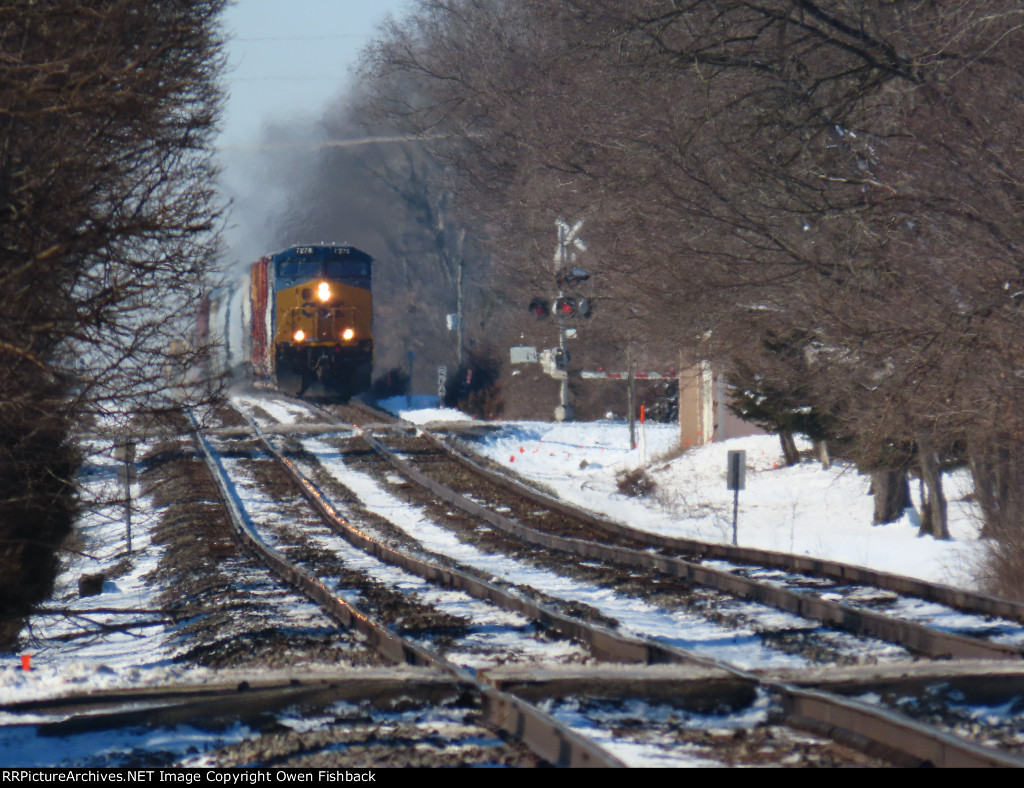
528,297 -> 550,319
342,328 -> 355,341
317,281 -> 332,302
293,329 -> 306,343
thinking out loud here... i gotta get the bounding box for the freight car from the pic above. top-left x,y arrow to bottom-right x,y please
208,243 -> 374,399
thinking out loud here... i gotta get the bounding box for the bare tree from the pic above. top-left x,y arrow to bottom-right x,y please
357,0 -> 1024,546
0,0 -> 226,646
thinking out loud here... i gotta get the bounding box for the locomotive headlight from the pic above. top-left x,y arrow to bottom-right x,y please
341,328 -> 355,341
317,282 -> 331,302
293,329 -> 305,343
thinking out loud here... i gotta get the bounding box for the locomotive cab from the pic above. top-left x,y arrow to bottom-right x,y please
262,244 -> 374,399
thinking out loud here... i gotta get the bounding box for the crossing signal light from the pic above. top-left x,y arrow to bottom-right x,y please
554,296 -> 576,316
528,297 -> 550,318
529,295 -> 593,320
552,296 -> 592,319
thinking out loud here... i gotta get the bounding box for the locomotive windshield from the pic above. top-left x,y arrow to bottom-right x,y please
324,260 -> 370,278
274,245 -> 372,284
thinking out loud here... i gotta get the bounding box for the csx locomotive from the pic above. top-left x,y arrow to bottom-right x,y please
209,244 -> 374,399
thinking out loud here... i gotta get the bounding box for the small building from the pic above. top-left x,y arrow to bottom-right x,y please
678,363 -> 763,446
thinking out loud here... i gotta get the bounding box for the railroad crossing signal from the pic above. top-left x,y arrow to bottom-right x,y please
547,218 -> 588,422
532,295 -> 591,320
555,218 -> 587,270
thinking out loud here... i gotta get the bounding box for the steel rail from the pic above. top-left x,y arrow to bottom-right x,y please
363,433 -> 1024,767
366,432 -> 1021,662
232,405 -> 691,667
332,397 -> 1024,626
267,399 -> 1024,767
425,430 -> 1024,625
188,411 -> 625,768
779,688 -> 1024,768
1,672 -> 460,736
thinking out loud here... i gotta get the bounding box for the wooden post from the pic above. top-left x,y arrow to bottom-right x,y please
115,439 -> 136,553
455,229 -> 466,368
627,365 -> 637,450
639,404 -> 647,464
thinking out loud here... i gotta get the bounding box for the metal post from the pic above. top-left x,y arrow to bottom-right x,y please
640,404 -> 647,465
727,450 -> 746,547
551,219 -> 586,422
732,488 -> 739,547
555,296 -> 573,422
407,350 -> 415,408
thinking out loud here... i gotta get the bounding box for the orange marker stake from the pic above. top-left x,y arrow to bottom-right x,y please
21,654 -> 30,671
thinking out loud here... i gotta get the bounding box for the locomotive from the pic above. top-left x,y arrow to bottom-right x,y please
209,243 -> 374,399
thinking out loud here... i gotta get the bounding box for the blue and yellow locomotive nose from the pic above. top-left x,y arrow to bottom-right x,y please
278,277 -> 368,347
266,244 -> 374,398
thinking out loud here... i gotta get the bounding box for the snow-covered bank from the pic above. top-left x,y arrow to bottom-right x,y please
379,402 -> 985,591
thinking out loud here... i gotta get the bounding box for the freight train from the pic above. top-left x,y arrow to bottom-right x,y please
207,244 -> 374,399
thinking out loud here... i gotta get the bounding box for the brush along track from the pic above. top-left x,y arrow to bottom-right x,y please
234,395 -> 1024,767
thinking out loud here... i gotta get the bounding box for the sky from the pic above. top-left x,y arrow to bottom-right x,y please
215,0 -> 413,264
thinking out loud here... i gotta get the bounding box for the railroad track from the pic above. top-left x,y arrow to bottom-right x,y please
211,392 -> 1024,766
301,398 -> 1024,664
189,407 -> 627,767
16,395 -> 1017,766
11,394 -> 1023,766
373,432 -> 1024,660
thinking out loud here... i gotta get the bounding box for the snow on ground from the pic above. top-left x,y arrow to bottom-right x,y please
223,451 -> 592,670
0,396 -> 992,764
422,415 -> 986,591
304,437 -> 810,671
543,690 -> 777,768
0,438 -> 222,719
377,394 -> 477,425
